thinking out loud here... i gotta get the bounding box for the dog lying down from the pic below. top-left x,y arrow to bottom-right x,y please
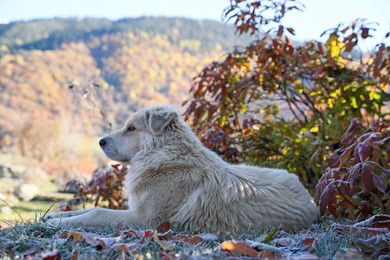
44,105 -> 319,234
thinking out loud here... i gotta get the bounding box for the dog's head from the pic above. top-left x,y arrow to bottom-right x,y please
99,105 -> 178,163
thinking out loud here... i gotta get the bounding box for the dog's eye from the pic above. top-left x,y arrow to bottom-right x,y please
126,125 -> 136,132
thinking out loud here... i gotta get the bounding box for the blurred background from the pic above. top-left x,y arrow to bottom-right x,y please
0,0 -> 389,224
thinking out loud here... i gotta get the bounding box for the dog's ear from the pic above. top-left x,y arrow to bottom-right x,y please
146,110 -> 176,135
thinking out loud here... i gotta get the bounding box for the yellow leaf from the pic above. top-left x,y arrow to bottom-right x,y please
310,126 -> 319,134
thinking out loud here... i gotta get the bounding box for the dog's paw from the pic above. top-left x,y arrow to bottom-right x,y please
46,217 -> 63,227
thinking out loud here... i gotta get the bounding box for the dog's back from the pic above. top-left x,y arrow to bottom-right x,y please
169,159 -> 319,234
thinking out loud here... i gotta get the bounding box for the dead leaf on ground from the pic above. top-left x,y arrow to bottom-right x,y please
354,235 -> 390,254
353,214 -> 390,230
302,237 -> 316,252
115,228 -> 138,238
140,230 -> 154,244
331,222 -> 389,236
116,243 -> 139,255
67,230 -> 119,249
154,231 -> 175,251
157,222 -> 171,234
41,250 -> 61,260
171,234 -> 204,244
220,241 -> 259,257
333,248 -> 363,260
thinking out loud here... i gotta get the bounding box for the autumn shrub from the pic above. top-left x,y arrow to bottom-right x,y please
63,164 -> 127,210
315,119 -> 390,219
184,0 -> 390,192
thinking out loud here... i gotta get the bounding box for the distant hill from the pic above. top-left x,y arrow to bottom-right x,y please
0,17 -> 251,170
0,17 -> 251,126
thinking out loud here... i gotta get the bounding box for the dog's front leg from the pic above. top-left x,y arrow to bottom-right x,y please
46,208 -> 141,228
43,208 -> 97,221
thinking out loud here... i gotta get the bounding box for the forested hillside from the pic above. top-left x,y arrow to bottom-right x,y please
0,17 -> 250,174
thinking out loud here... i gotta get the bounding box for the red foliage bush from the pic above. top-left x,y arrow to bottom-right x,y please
64,164 -> 127,210
315,119 -> 390,219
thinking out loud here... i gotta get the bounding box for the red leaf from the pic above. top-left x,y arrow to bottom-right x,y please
339,145 -> 356,166
220,241 -> 259,257
358,142 -> 370,162
354,214 -> 390,230
332,222 -> 389,236
317,42 -> 324,55
42,250 -> 61,260
361,164 -> 374,192
157,222 -> 171,234
372,173 -> 386,194
140,230 -> 154,244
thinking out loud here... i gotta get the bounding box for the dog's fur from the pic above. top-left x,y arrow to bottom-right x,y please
44,105 -> 319,234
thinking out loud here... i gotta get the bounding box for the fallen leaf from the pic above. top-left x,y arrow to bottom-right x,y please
353,214 -> 390,230
117,229 -> 138,238
302,237 -> 316,252
354,235 -> 390,254
157,222 -> 171,233
171,234 -> 204,244
67,231 -> 119,249
220,241 -> 259,257
70,252 -> 78,260
116,243 -> 138,255
95,237 -> 118,250
140,230 -> 154,244
258,250 -> 277,259
158,230 -> 172,240
161,252 -> 184,260
42,250 -> 61,260
59,231 -> 68,239
331,222 -> 388,236
333,248 -> 363,260
154,231 -> 175,251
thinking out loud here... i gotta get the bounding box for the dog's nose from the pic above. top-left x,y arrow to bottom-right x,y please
99,138 -> 107,148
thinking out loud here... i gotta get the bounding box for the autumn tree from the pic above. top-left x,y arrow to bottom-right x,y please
184,0 -> 390,218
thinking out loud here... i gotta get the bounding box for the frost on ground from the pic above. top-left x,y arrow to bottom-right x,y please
0,215 -> 389,259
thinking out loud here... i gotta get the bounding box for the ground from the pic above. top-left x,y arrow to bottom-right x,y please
0,214 -> 389,259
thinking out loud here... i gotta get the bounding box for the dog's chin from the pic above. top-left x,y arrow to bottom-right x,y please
104,153 -> 131,164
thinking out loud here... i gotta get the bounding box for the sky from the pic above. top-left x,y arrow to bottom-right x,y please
0,0 -> 389,49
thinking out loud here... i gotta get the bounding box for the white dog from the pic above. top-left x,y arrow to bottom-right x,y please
44,105 -> 319,234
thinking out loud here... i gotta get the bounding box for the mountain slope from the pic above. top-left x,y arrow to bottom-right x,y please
0,17 -> 250,171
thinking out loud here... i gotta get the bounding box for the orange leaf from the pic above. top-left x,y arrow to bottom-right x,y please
220,241 -> 259,257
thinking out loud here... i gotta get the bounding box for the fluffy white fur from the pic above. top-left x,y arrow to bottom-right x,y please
44,105 -> 319,234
